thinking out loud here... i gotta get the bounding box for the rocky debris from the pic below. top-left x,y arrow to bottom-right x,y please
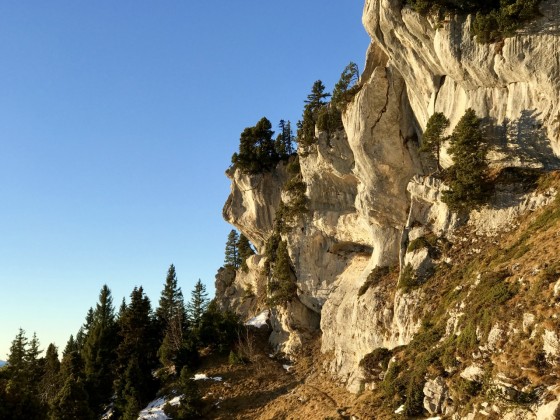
423,376 -> 450,415
486,324 -> 506,352
460,364 -> 485,382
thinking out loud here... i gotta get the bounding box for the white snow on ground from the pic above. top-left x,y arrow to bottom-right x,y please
394,404 -> 404,414
193,373 -> 222,381
138,395 -> 181,420
282,364 -> 293,372
245,309 -> 269,328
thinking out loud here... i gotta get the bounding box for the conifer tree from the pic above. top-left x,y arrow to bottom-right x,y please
421,112 -> 450,172
4,329 -> 44,419
332,62 -> 360,111
39,344 -> 61,406
186,280 -> 209,329
305,80 -> 330,109
237,233 -> 255,272
114,287 -> 158,416
275,120 -> 294,157
26,332 -> 43,388
231,117 -> 279,174
224,230 -> 241,268
62,335 -> 77,357
271,240 -> 296,303
298,80 -> 331,149
156,265 -> 184,325
82,285 -> 118,414
49,375 -> 94,420
156,265 -> 188,369
60,350 -> 85,381
6,328 -> 28,385
443,108 -> 490,209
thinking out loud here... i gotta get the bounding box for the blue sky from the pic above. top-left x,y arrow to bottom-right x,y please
0,2 -> 370,358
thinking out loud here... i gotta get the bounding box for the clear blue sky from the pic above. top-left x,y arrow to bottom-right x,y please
0,2 -> 370,359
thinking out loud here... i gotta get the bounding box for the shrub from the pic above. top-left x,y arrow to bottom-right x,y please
407,233 -> 439,257
358,266 -> 391,296
359,348 -> 392,380
228,350 -> 246,365
399,263 -> 423,292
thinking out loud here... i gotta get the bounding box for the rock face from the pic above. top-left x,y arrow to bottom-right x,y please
363,0 -> 560,167
223,164 -> 289,254
218,0 -> 560,414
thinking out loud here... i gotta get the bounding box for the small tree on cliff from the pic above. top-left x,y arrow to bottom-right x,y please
231,117 -> 278,174
224,230 -> 241,269
420,112 -> 450,172
443,108 -> 490,210
297,80 -> 331,150
331,62 -> 360,111
237,234 -> 255,272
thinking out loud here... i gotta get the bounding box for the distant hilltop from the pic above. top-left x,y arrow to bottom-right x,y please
0,361 -> 6,367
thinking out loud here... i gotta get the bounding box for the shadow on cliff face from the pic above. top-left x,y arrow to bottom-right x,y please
478,109 -> 559,209
485,109 -> 559,170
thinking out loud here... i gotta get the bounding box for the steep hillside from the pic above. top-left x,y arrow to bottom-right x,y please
217,0 -> 560,418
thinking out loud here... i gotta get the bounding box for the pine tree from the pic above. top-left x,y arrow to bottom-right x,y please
121,359 -> 144,420
82,285 -> 118,414
62,335 -> 77,357
39,344 -> 61,406
6,328 -> 28,386
421,112 -> 450,172
186,280 -> 209,329
332,62 -> 360,111
26,333 -> 43,387
156,265 -> 187,369
114,287 -> 158,416
237,234 -> 255,272
305,80 -> 330,109
443,108 -> 490,209
224,230 -> 241,269
4,329 -> 45,419
49,375 -> 94,420
275,120 -> 294,157
156,265 -> 185,327
75,307 -> 94,352
271,240 -> 296,303
297,80 -> 331,150
231,117 -> 279,174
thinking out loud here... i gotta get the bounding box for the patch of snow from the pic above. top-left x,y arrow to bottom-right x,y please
394,404 -> 404,414
245,309 -> 269,328
138,395 -> 182,420
282,364 -> 293,372
193,373 -> 222,381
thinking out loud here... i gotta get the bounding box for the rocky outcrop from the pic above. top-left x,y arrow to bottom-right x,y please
218,0 -> 560,412
423,376 -> 452,416
223,164 -> 289,254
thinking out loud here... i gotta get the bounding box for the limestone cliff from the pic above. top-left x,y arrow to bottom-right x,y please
218,0 -> 560,417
